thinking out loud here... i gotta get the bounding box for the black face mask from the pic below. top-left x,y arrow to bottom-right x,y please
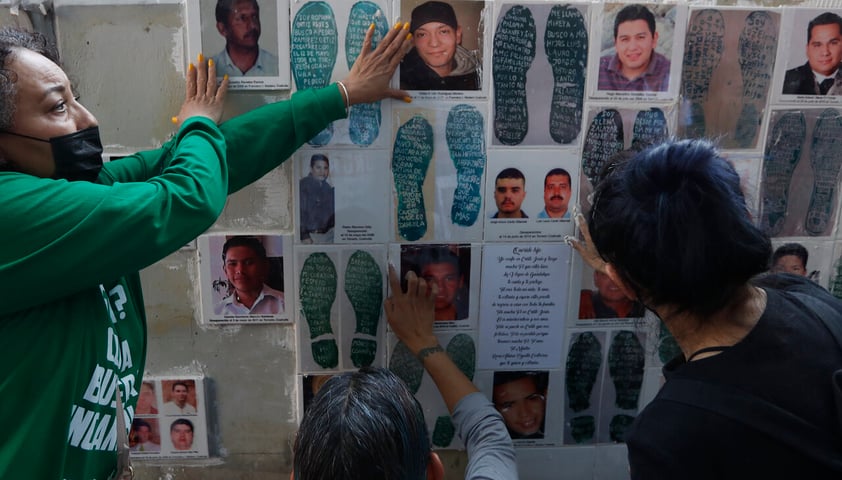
3,126 -> 104,182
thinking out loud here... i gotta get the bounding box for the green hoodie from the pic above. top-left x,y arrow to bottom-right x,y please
0,86 -> 345,479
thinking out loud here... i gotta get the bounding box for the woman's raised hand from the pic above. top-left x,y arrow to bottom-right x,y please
173,53 -> 229,127
340,21 -> 413,106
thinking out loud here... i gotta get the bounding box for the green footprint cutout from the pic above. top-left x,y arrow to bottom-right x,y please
291,1 -> 338,146
300,252 -> 339,369
631,108 -> 668,152
565,331 -> 602,412
734,103 -> 760,148
446,104 -> 486,227
679,9 -> 725,138
806,108 -> 842,236
608,331 -> 644,410
545,4 -> 588,144
684,102 -> 707,140
734,11 -> 777,148
433,333 -> 476,447
432,416 -> 456,447
492,4 -> 536,145
389,340 -> 424,394
760,111 -> 806,236
346,2 -> 388,146
569,415 -> 595,444
582,109 -> 624,187
447,333 -> 476,380
609,414 -> 636,443
392,115 -> 434,241
830,255 -> 842,300
657,321 -> 682,364
344,250 -> 383,368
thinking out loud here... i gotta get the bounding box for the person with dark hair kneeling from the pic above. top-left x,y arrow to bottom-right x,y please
569,139 -> 842,478
293,267 -> 518,480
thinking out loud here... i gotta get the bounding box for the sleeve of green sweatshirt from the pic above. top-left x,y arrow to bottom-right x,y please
103,85 -> 347,193
0,116 -> 228,316
219,85 -> 347,193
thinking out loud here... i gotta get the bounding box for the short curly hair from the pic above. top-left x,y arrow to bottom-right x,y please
0,27 -> 61,132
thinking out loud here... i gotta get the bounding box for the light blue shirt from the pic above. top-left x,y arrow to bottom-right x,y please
537,208 -> 570,219
211,47 -> 279,77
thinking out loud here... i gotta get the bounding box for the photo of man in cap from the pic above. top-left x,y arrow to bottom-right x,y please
400,1 -> 482,90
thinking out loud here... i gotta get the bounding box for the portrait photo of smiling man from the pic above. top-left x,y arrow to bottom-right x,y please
782,11 -> 842,95
598,3 -> 671,92
213,236 -> 284,316
400,0 -> 483,90
198,234 -> 292,324
492,371 -> 549,440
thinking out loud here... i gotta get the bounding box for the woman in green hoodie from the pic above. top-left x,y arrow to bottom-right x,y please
0,22 -> 411,480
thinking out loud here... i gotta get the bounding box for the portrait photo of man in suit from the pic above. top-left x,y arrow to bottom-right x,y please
782,11 -> 842,95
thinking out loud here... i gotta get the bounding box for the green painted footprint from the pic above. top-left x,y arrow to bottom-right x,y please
299,252 -> 339,369
492,4 -> 536,145
734,10 -> 778,148
389,340 -> 424,394
679,9 -> 725,139
346,2 -> 389,146
806,108 -> 842,236
684,102 -> 707,140
545,4 -> 588,145
734,104 -> 760,148
569,415 -> 595,444
608,330 -> 644,410
565,331 -> 602,413
760,111 -> 806,236
291,1 -> 338,146
609,414 -> 636,443
446,104 -> 485,227
830,255 -> 842,300
433,333 -> 476,447
344,250 -> 383,367
432,416 -> 456,448
581,109 -> 624,187
631,108 -> 668,152
657,320 -> 682,364
392,115 -> 434,241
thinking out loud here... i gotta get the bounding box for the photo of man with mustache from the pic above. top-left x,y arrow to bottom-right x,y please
211,0 -> 279,77
538,168 -> 572,219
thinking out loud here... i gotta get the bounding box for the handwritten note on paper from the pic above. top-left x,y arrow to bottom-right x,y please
478,244 -> 570,370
